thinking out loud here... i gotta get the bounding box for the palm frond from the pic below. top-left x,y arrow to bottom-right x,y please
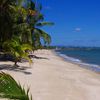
33,28 -> 51,45
0,72 -> 32,100
21,44 -> 32,51
3,38 -> 33,64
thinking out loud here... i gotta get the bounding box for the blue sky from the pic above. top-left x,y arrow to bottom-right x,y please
38,0 -> 100,47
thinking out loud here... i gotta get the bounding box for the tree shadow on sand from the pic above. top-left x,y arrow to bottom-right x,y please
29,54 -> 49,60
0,54 -> 49,75
0,64 -> 32,75
0,53 -> 49,61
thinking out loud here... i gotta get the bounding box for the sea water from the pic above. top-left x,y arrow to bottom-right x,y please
56,48 -> 100,72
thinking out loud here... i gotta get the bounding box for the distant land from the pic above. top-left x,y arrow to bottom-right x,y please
47,46 -> 100,50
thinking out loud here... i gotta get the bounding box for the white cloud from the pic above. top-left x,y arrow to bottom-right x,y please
74,28 -> 81,32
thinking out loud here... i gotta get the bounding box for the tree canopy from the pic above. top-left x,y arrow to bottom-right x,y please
0,0 -> 54,65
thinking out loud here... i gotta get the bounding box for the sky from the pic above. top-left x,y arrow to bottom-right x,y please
38,0 -> 100,47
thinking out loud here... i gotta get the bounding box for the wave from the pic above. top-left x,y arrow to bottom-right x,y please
56,51 -> 100,73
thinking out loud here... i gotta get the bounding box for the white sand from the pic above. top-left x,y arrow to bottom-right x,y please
0,50 -> 100,100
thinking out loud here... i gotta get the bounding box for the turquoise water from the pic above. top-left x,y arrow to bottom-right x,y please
57,49 -> 100,65
56,49 -> 100,72
56,48 -> 100,73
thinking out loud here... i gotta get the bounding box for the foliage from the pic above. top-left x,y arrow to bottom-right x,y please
0,0 -> 16,42
0,0 -> 53,50
0,72 -> 32,100
0,0 -> 54,99
26,0 -> 54,48
3,36 -> 32,65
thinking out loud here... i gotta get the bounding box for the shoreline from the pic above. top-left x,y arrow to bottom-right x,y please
0,49 -> 100,100
54,50 -> 100,73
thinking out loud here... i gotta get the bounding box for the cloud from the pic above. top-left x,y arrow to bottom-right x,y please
74,28 -> 81,32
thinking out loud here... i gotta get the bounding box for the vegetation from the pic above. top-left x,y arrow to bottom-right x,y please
0,0 -> 54,100
3,37 -> 32,66
0,72 -> 32,100
0,0 -> 53,65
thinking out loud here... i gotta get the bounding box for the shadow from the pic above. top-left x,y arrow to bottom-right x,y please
0,54 -> 14,61
0,54 -> 49,62
0,64 -> 32,75
28,55 -> 49,60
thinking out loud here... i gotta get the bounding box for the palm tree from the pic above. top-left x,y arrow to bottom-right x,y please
0,0 -> 16,43
0,0 -> 32,47
0,72 -> 32,100
0,0 -> 33,59
3,36 -> 33,67
0,0 -> 54,64
0,1 -> 54,100
0,0 -> 28,48
0,0 -> 53,51
26,0 -> 54,49
10,0 -> 33,45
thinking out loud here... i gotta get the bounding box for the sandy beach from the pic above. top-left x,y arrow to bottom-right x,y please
0,50 -> 100,100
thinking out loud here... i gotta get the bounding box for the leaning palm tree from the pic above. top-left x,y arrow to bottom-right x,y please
0,72 -> 32,100
3,36 -> 33,67
26,0 -> 54,49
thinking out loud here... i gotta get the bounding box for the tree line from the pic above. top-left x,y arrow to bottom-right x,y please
0,0 -> 54,99
0,0 -> 54,66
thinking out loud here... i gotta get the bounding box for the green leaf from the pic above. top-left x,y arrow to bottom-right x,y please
34,28 -> 51,45
3,38 -> 33,65
0,72 -> 31,100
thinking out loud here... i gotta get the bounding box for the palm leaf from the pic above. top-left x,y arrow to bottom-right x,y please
3,38 -> 33,65
34,28 -> 51,45
35,13 -> 44,21
0,72 -> 32,100
21,44 -> 33,51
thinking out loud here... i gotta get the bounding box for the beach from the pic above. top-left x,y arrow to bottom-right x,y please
0,50 -> 100,100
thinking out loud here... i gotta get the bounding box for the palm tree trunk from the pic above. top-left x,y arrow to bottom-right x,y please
14,60 -> 19,67
14,61 -> 17,66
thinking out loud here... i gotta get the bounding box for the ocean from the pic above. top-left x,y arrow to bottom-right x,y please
56,48 -> 100,72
